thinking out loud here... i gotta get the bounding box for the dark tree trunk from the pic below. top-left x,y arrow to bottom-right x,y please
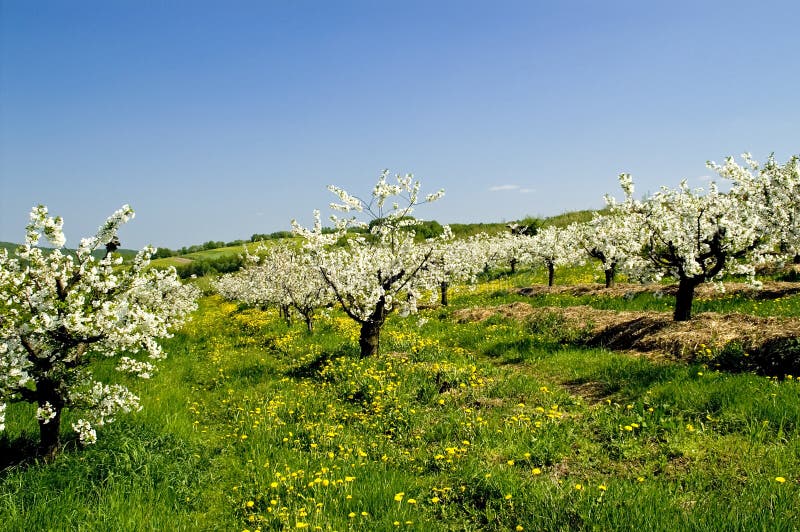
604,264 -> 616,288
279,304 -> 291,326
510,258 -> 517,274
674,276 -> 700,321
358,296 -> 387,357
359,320 -> 382,358
38,412 -> 62,460
794,254 -> 800,265
547,262 -> 555,287
36,379 -> 65,459
302,313 -> 313,334
440,281 -> 449,306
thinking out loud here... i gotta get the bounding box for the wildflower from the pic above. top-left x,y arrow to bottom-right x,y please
246,501 -> 254,508
532,467 -> 542,475
504,494 -> 512,500
574,484 -> 583,491
431,496 -> 440,503
598,484 -> 607,491
394,492 -> 405,502
516,527 -> 524,531
348,512 -> 356,518
775,477 -> 786,483
407,498 -> 417,505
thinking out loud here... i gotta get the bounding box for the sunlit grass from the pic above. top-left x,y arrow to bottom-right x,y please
2,269 -> 800,530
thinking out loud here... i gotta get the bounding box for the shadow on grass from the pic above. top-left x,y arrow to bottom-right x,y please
0,433 -> 41,471
284,344 -> 358,380
587,316 -> 671,351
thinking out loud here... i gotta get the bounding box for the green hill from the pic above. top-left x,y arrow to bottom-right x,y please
0,241 -> 139,261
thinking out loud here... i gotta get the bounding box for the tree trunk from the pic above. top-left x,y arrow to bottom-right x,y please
604,264 -> 616,289
510,258 -> 517,274
547,262 -> 555,287
359,320 -> 381,358
794,254 -> 800,265
38,411 -> 62,460
674,276 -> 700,321
303,313 -> 314,334
358,296 -> 388,357
440,281 -> 449,306
280,304 -> 291,326
36,379 -> 64,459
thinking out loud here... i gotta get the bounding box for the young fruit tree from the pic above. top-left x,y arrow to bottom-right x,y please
293,171 -> 444,357
576,213 -> 644,288
216,244 -> 332,333
424,227 -> 489,306
608,163 -> 775,321
0,205 -> 198,457
525,224 -> 584,287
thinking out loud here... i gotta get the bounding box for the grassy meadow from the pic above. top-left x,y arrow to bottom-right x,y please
2,263 -> 800,531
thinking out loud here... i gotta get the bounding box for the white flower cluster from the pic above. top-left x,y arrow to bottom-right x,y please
71,419 -> 97,445
0,205 -> 199,449
35,401 -> 57,424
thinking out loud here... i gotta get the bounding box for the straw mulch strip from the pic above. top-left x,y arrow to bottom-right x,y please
454,302 -> 800,363
515,281 -> 800,301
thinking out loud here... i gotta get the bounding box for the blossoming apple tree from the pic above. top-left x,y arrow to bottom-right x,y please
608,165 -> 774,321
0,205 -> 198,457
576,212 -> 644,288
293,171 -> 444,357
424,227 -> 490,306
216,244 -> 332,333
525,224 -> 584,287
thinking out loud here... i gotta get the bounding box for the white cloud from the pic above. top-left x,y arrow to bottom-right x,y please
519,188 -> 535,194
488,184 -> 520,192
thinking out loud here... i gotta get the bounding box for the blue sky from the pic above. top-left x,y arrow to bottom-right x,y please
1,0 -> 798,249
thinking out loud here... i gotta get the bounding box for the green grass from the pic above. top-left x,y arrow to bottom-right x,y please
2,269 -> 800,531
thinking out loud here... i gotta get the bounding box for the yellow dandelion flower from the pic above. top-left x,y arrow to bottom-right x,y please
246,500 -> 254,508
775,477 -> 786,483
394,492 -> 405,502
516,526 -> 524,531
532,467 -> 542,475
504,494 -> 512,500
